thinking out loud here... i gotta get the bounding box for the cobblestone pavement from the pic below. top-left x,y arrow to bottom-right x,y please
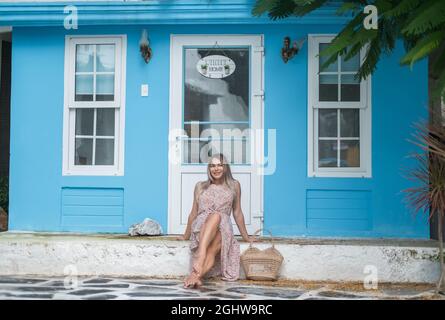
0,276 -> 443,300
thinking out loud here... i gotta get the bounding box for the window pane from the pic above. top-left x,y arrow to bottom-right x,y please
340,140 -> 360,167
318,109 -> 337,137
183,48 -> 249,122
182,138 -> 249,164
75,75 -> 94,101
96,44 -> 115,72
319,43 -> 338,72
341,74 -> 360,101
95,139 -> 114,165
96,74 -> 114,101
75,138 -> 93,165
319,75 -> 338,101
341,52 -> 360,72
76,44 -> 94,73
75,108 -> 94,136
184,123 -> 249,139
318,140 -> 337,167
340,109 -> 359,137
96,108 -> 115,136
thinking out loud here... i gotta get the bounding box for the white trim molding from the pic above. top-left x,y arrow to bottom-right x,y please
307,34 -> 372,178
62,35 -> 126,176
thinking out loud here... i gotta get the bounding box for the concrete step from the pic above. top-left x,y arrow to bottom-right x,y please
0,232 -> 441,283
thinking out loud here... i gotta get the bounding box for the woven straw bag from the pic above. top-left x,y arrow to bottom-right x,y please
240,229 -> 284,281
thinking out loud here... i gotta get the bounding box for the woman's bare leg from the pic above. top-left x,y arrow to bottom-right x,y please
200,231 -> 222,277
193,213 -> 221,277
186,232 -> 221,288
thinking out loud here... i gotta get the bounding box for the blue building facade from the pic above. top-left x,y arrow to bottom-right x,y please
1,1 -> 429,238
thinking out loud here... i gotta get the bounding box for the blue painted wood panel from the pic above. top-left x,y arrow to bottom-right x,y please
306,190 -> 371,231
61,188 -> 124,232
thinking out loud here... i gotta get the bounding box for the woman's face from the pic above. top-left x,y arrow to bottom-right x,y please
209,157 -> 225,180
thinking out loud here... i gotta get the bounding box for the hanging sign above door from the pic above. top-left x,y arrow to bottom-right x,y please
196,55 -> 236,79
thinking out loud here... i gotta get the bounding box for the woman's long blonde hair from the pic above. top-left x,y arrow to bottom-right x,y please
195,153 -> 237,204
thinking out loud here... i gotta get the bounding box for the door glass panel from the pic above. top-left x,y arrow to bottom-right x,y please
183,47 -> 250,164
182,138 -> 249,165
184,123 -> 249,139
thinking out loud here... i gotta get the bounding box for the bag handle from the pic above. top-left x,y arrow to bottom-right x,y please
250,228 -> 276,249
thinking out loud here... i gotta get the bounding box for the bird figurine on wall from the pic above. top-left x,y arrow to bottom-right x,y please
139,29 -> 152,64
281,36 -> 306,63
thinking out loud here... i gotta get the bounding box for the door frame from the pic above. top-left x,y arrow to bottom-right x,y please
167,34 -> 265,235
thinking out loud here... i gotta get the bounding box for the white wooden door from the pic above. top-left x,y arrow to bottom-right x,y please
168,35 -> 264,235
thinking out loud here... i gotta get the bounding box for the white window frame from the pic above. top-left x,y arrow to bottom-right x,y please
308,34 -> 372,178
62,35 -> 126,176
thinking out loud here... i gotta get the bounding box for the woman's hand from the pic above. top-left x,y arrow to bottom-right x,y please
243,235 -> 258,244
176,235 -> 189,241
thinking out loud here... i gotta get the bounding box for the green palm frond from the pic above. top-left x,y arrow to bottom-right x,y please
401,31 -> 445,68
383,0 -> 421,18
252,0 -> 280,17
336,2 -> 361,15
292,0 -> 328,17
401,0 -> 445,36
252,0 -> 445,99
357,37 -> 381,80
268,0 -> 296,20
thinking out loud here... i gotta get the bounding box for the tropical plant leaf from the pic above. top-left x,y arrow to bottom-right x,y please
336,2 -> 360,15
401,0 -> 445,36
252,0 -> 280,17
268,0 -> 296,20
400,30 -> 445,68
383,0 -> 421,18
292,0 -> 328,17
357,37 -> 381,80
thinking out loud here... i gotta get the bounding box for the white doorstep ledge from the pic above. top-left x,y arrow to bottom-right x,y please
0,232 -> 441,283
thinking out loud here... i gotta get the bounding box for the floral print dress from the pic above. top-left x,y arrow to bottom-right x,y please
189,183 -> 240,281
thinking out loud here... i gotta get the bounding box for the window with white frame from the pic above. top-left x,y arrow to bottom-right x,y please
308,35 -> 371,177
63,36 -> 126,175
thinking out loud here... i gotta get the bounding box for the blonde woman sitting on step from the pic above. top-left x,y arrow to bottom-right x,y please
177,153 -> 255,288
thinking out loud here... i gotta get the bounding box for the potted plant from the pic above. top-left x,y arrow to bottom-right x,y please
403,121 -> 445,293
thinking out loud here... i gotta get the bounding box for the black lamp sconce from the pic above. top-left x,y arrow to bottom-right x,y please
139,29 -> 152,63
281,36 -> 306,63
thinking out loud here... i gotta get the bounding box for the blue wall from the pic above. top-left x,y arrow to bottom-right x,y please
9,24 -> 429,238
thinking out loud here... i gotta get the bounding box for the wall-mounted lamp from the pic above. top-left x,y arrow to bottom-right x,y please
281,36 -> 305,63
139,29 -> 152,63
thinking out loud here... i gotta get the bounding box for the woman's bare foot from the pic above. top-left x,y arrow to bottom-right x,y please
183,274 -> 194,288
183,271 -> 202,288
